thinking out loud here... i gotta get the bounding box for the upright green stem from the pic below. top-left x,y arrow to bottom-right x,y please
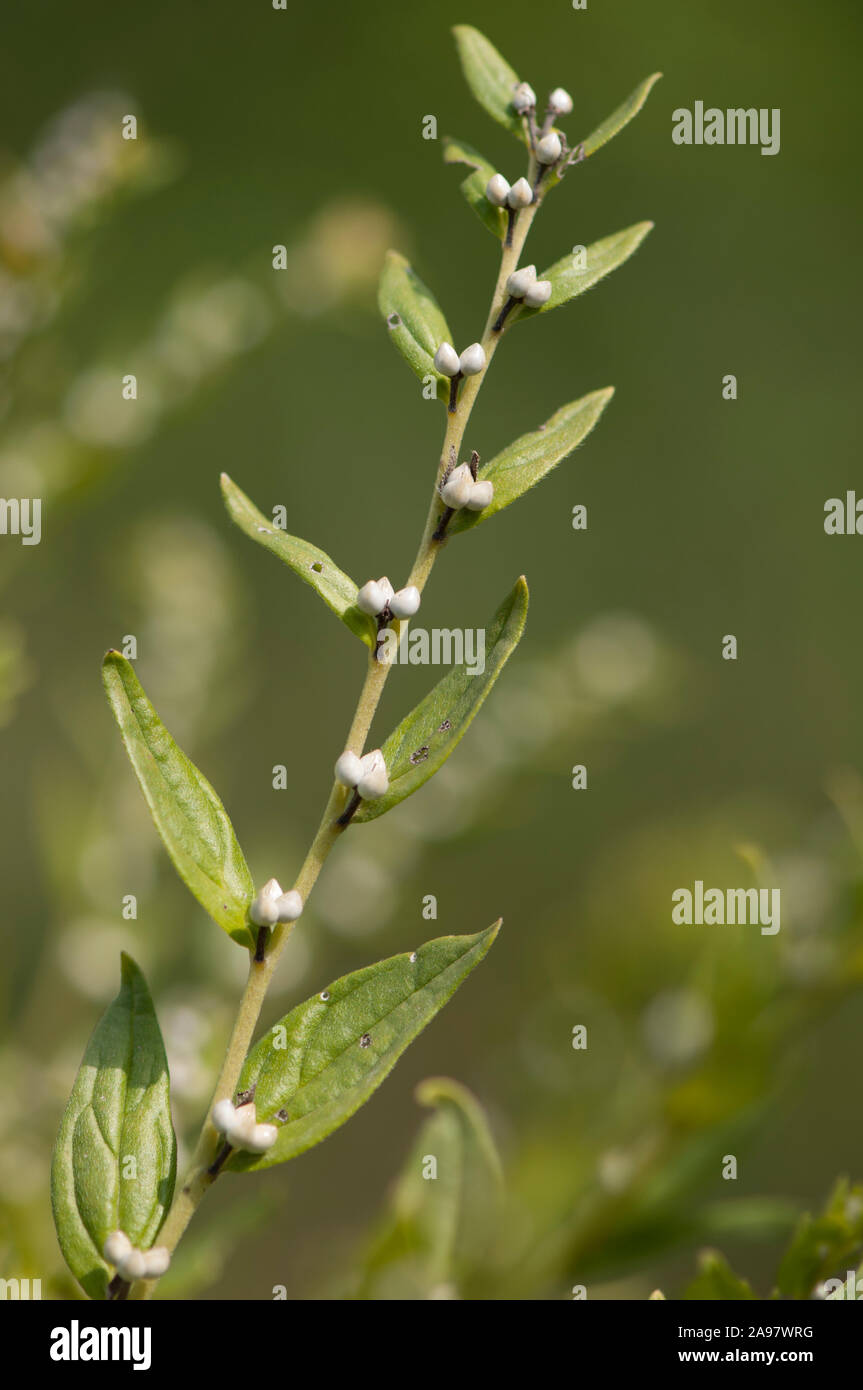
131,197 -> 542,1299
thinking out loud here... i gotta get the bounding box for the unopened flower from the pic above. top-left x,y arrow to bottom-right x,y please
466,479 -> 494,511
356,748 -> 388,799
335,750 -> 363,786
459,342 -> 486,376
249,877 -> 283,927
357,576 -> 394,615
433,341 -> 461,377
548,86 -> 573,116
275,889 -> 303,922
389,585 -> 421,619
523,279 -> 552,308
439,462 -> 474,509
511,81 -> 536,114
212,1098 -> 278,1154
103,1230 -> 132,1266
103,1230 -> 171,1282
506,265 -> 537,299
485,173 -> 511,207
536,132 -> 563,164
143,1246 -> 171,1278
507,177 -> 533,209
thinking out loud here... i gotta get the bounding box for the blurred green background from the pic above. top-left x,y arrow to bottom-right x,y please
2,0 -> 863,1299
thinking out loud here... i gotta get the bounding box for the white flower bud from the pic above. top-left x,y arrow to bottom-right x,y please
511,81 -> 536,113
507,177 -> 533,209
244,1122 -> 279,1154
275,889 -> 303,923
485,173 -> 511,206
229,1103 -> 258,1141
548,86 -> 573,116
142,1246 -> 170,1278
433,341 -> 461,377
103,1230 -> 132,1266
357,579 -> 387,615
334,750 -> 363,786
439,462 -> 474,509
536,132 -> 563,164
390,585 -> 421,619
119,1249 -> 147,1281
523,279 -> 553,308
250,877 -> 282,927
506,264 -> 537,299
459,342 -> 486,376
466,480 -> 494,511
377,576 -> 394,606
357,748 -> 389,800
212,1098 -> 238,1135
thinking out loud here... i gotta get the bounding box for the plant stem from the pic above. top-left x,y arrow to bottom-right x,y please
131,197 -> 540,1300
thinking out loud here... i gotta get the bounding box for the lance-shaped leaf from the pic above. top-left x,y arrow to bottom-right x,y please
51,955 -> 177,1300
356,1077 -> 503,1298
518,222 -> 654,320
221,473 -> 376,648
452,25 -> 526,141
580,72 -> 662,158
227,925 -> 500,1172
450,389 -> 614,535
443,137 -> 507,240
103,650 -> 255,946
379,251 -> 452,403
354,576 -> 529,823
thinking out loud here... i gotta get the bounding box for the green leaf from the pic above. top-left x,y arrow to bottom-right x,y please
356,1077 -> 503,1299
220,473 -> 377,648
228,925 -> 500,1172
684,1249 -> 757,1301
51,955 -> 177,1300
580,73 -> 662,158
452,25 -> 526,141
519,222 -> 654,320
353,576 -> 529,823
102,650 -> 255,946
443,137 -> 507,240
775,1179 -> 863,1299
378,251 -> 453,403
449,389 -> 614,535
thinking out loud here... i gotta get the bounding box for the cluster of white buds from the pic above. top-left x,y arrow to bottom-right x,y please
334,748 -> 389,799
439,462 -> 493,513
356,576 -> 420,620
506,264 -> 552,308
434,340 -> 486,378
485,173 -> 534,210
212,1098 -> 278,1154
249,877 -> 303,928
103,1231 -> 170,1282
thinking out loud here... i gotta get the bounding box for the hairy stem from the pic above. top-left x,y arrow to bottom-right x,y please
132,197 -> 540,1300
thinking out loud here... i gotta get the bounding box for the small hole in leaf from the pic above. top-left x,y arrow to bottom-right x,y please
387,312 -> 402,329
359,1033 -> 372,1048
410,745 -> 430,765
310,562 -> 323,573
276,1109 -> 289,1123
437,719 -> 452,733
